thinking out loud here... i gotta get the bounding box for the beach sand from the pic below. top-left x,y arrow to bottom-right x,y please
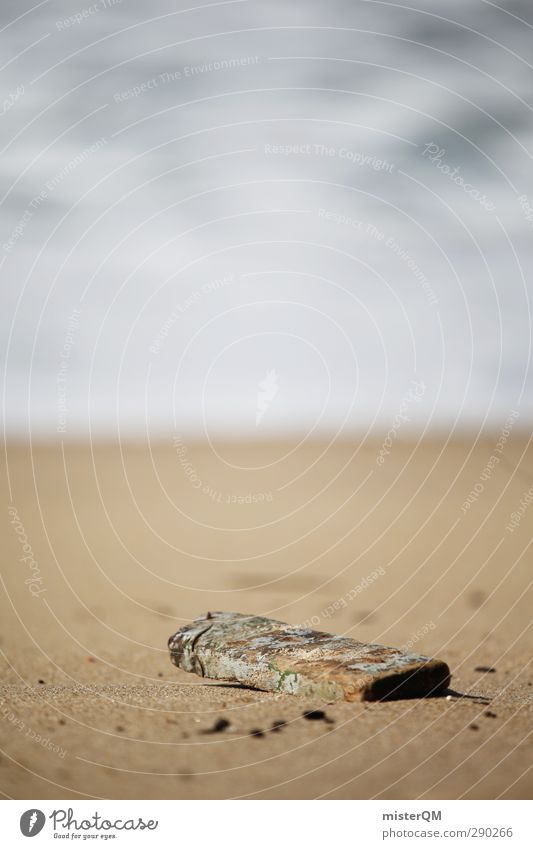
1,436 -> 532,799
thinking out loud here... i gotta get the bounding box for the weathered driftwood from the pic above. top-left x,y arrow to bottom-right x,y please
168,612 -> 450,702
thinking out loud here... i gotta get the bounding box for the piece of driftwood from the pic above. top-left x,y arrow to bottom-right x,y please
168,612 -> 450,701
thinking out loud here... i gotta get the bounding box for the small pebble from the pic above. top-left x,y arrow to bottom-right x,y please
469,723 -> 479,730
484,710 -> 497,718
271,720 -> 287,732
38,679 -> 45,684
203,717 -> 230,734
250,728 -> 264,738
475,666 -> 496,673
446,695 -> 453,701
303,710 -> 334,724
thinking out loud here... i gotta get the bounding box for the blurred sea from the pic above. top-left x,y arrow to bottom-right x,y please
1,0 -> 532,438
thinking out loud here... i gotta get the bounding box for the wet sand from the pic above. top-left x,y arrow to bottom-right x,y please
1,437 -> 532,799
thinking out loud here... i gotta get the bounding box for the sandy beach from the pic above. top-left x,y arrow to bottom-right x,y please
1,436 -> 532,799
